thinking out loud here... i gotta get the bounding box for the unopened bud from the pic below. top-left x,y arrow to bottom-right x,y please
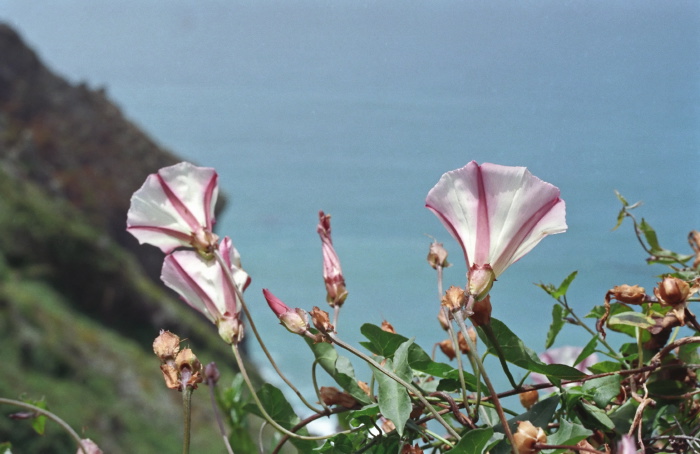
280,308 -> 309,335
217,315 -> 244,345
153,330 -> 180,364
310,306 -> 334,333
611,284 -> 646,304
427,241 -> 450,269
513,420 -> 547,454
469,294 -> 492,327
204,362 -> 221,385
655,277 -> 690,306
519,387 -> 539,410
442,286 -> 467,312
468,264 -> 495,301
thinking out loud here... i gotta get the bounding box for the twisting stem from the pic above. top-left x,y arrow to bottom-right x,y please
481,323 -> 519,389
0,398 -> 89,454
182,386 -> 193,454
230,344 -> 342,442
453,312 -> 517,454
214,251 -> 321,413
328,333 -> 461,441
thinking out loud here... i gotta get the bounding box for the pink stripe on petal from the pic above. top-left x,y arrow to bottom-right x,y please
473,164 -> 491,266
203,172 -> 218,231
162,253 -> 221,322
157,172 -> 201,232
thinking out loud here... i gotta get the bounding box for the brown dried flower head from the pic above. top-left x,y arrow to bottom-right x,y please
470,294 -> 492,327
519,387 -> 539,410
442,286 -> 467,312
610,284 -> 646,304
381,320 -> 396,334
437,307 -> 451,330
438,338 -> 456,360
427,240 -> 450,269
513,420 -> 547,454
175,348 -> 204,390
310,306 -> 334,334
655,277 -> 690,306
319,386 -> 358,409
153,330 -> 181,364
401,443 -> 424,454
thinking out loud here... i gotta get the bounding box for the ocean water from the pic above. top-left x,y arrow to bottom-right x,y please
3,0 -> 699,415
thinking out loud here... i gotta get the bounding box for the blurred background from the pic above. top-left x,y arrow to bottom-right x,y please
1,0 -> 698,450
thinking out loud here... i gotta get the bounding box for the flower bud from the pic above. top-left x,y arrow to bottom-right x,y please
217,315 -> 244,345
279,308 -> 309,335
318,211 -> 348,307
204,362 -> 221,385
519,387 -> 539,410
513,420 -> 547,454
153,330 -> 180,364
442,286 -> 467,312
468,264 -> 495,301
469,294 -> 492,327
310,306 -> 334,334
611,284 -> 646,304
427,241 -> 450,269
654,277 -> 690,306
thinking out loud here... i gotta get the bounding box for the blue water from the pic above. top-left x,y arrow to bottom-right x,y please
3,0 -> 699,415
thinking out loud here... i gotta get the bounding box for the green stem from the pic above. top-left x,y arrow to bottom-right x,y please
215,251 -> 322,413
328,333 -> 461,441
230,344 -> 341,441
0,398 -> 88,454
481,323 -> 519,389
442,306 -> 472,418
559,296 -> 625,363
205,376 -> 235,454
453,312 -> 517,454
182,386 -> 193,454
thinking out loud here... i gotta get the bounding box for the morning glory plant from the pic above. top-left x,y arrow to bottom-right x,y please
10,160 -> 698,454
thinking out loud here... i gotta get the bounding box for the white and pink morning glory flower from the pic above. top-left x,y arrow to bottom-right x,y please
426,161 -> 567,299
127,162 -> 219,255
161,237 -> 251,344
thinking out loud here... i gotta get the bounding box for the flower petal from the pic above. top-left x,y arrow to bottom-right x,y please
127,162 -> 218,253
426,161 -> 567,277
161,251 -> 223,323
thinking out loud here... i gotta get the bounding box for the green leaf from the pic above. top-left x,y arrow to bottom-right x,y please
615,190 -> 629,207
360,323 -> 455,378
21,397 -> 48,435
546,419 -> 592,452
348,404 -> 380,427
639,218 -> 661,250
582,375 -> 622,407
371,358 -> 412,437
479,319 -> 585,381
369,339 -> 415,437
0,442 -> 12,454
245,383 -> 318,452
449,427 -> 496,454
545,304 -> 565,349
552,271 -> 578,298
587,361 -> 621,374
574,336 -> 598,367
608,311 -> 655,329
305,339 -> 372,405
580,402 -> 615,430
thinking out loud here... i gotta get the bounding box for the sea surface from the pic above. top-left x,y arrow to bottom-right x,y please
3,0 -> 699,424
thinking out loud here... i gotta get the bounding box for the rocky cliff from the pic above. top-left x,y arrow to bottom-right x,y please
0,23 -> 242,453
